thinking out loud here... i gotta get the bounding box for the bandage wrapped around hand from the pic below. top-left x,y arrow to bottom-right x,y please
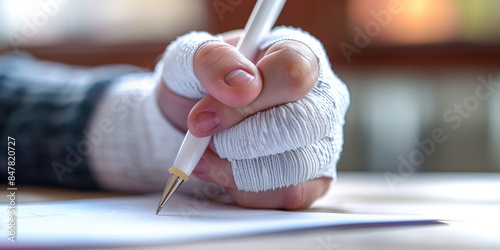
159,26 -> 350,192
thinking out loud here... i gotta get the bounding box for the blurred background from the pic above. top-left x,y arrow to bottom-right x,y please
1,0 -> 499,173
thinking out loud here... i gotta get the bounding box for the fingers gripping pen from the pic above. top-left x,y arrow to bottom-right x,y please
156,0 -> 287,214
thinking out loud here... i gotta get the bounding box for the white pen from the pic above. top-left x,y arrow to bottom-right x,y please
156,0 -> 287,215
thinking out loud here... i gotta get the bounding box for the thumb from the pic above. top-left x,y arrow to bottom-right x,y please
193,42 -> 263,108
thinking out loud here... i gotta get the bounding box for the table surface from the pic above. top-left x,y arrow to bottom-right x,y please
3,172 -> 500,250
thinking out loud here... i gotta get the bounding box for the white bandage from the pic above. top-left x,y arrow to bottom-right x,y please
154,27 -> 350,192
155,31 -> 223,99
215,27 -> 350,192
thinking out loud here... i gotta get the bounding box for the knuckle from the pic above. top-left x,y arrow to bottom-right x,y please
195,42 -> 235,72
231,105 -> 255,122
273,42 -> 318,98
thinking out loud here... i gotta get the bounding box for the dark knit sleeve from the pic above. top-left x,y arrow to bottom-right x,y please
0,52 -> 145,190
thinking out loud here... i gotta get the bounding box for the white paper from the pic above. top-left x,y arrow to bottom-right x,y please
0,193 -> 439,248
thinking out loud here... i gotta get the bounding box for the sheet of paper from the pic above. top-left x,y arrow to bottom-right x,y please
0,193 -> 439,248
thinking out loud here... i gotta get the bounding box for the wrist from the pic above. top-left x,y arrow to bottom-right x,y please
87,74 -> 184,192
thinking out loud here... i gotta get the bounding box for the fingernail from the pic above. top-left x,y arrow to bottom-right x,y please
224,69 -> 254,86
193,158 -> 207,174
195,112 -> 220,133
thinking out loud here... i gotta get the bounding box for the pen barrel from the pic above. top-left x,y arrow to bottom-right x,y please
157,0 -> 286,213
236,0 -> 287,59
172,132 -> 211,178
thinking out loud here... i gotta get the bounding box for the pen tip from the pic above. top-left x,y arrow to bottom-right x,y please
156,173 -> 185,215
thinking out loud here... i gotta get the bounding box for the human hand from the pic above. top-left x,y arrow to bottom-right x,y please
156,27 -> 349,209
